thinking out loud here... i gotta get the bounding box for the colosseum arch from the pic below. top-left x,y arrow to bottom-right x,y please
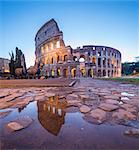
79,54 -> 85,63
88,69 -> 93,77
92,57 -> 96,64
51,68 -> 55,77
51,57 -> 54,64
103,70 -> 106,77
73,56 -> 78,62
63,55 -> 68,62
80,68 -> 86,77
57,68 -> 60,77
63,68 -> 68,78
71,68 -> 76,78
98,69 -> 101,77
57,55 -> 60,63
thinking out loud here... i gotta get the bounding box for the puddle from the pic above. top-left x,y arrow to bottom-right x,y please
121,92 -> 134,97
1,96 -> 139,149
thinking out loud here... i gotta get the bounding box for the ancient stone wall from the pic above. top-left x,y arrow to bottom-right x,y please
35,19 -> 121,78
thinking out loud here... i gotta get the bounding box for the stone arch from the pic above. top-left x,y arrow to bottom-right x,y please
57,55 -> 60,63
80,68 -> 86,77
112,70 -> 114,77
51,68 -> 55,78
108,58 -> 111,67
57,68 -> 60,77
103,70 -> 106,77
108,70 -> 110,77
88,69 -> 93,77
63,68 -> 68,78
71,68 -> 76,78
98,70 -> 101,77
64,55 -> 68,62
51,57 -> 53,64
73,56 -> 78,62
79,55 -> 85,63
92,57 -> 96,64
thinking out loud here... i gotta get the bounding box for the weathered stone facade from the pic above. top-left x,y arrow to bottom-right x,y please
35,19 -> 121,78
0,58 -> 10,73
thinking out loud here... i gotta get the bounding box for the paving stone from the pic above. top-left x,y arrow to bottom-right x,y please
103,95 -> 120,100
124,128 -> 139,138
90,108 -> 106,121
98,103 -> 119,111
79,105 -> 91,113
0,110 -> 12,119
66,94 -> 78,100
105,99 -> 119,105
6,116 -> 33,131
112,109 -> 136,120
7,122 -> 24,131
79,94 -> 90,100
67,100 -> 80,107
45,92 -> 55,97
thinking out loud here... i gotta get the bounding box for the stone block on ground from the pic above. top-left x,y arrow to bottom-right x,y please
79,105 -> 91,113
105,99 -> 119,105
66,94 -> 79,100
6,116 -> 33,131
0,110 -> 12,119
7,122 -> 24,131
90,108 -> 106,121
124,128 -> 139,138
98,103 -> 119,111
112,109 -> 136,121
79,94 -> 90,100
67,100 -> 80,107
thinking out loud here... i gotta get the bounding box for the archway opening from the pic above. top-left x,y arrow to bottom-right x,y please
51,57 -> 53,64
64,55 -> 68,62
73,56 -> 78,62
71,68 -> 76,77
103,70 -> 106,77
57,55 -> 60,63
57,68 -> 60,77
98,70 -> 101,77
88,69 -> 93,77
79,55 -> 85,63
80,68 -> 86,77
63,68 -> 68,78
51,69 -> 54,78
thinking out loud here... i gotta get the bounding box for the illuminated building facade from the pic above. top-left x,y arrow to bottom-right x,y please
0,58 -> 10,73
35,19 -> 121,78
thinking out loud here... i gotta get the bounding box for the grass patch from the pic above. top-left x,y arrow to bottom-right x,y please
100,77 -> 139,84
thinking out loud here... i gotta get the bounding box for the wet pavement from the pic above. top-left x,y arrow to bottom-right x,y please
0,78 -> 139,149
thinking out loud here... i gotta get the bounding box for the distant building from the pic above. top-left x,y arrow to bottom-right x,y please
35,19 -> 121,78
0,57 -> 10,73
135,56 -> 139,62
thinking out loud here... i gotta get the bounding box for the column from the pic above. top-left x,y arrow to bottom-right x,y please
96,49 -> 98,77
76,65 -> 80,78
101,50 -> 103,77
67,66 -> 71,78
54,67 -> 57,78
85,67 -> 89,77
106,50 -> 108,77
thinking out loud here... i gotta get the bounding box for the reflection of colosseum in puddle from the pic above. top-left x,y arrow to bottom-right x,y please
37,96 -> 67,136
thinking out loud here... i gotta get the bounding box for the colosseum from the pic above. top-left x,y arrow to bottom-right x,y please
35,19 -> 121,78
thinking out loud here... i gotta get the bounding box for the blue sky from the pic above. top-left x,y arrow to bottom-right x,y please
0,0 -> 138,67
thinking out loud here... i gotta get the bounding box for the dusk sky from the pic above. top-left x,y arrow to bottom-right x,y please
0,0 -> 138,67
